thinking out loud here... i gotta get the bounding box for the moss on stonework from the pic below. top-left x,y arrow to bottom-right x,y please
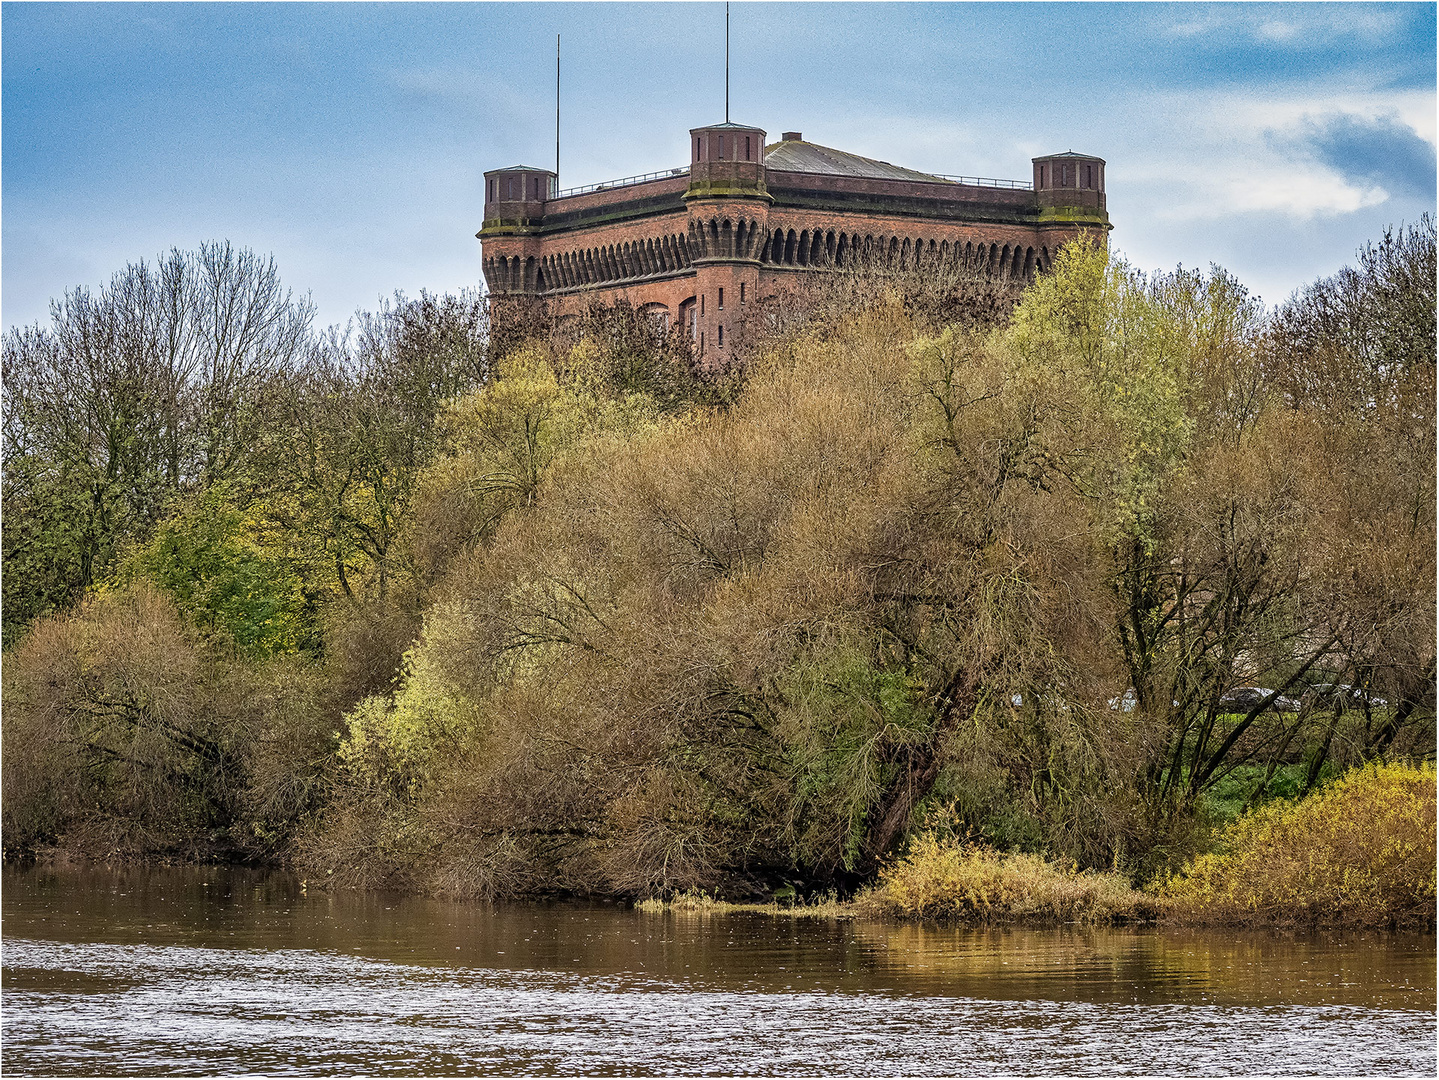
479,218 -> 545,235
1035,205 -> 1110,225
683,182 -> 773,202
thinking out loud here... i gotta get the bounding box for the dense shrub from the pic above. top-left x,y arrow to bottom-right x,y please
861,833 -> 1153,923
1157,761 -> 1436,928
0,584 -> 333,861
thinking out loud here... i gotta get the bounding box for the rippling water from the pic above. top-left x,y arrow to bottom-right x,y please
3,864 -> 1434,1075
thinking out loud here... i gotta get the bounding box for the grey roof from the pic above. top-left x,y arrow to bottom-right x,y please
694,121 -> 765,130
1037,151 -> 1106,162
763,139 -> 946,183
493,164 -> 556,173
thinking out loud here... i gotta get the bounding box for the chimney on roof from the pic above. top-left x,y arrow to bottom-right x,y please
782,131 -> 802,141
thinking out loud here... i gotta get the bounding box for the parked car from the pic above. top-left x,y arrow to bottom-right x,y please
1217,686 -> 1301,713
1303,683 -> 1388,710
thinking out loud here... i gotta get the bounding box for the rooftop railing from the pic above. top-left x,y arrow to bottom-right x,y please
764,168 -> 1033,190
551,165 -> 1032,200
929,174 -> 1033,190
555,167 -> 689,199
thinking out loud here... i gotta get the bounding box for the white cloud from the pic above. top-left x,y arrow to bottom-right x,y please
1215,88 -> 1437,147
1104,85 -> 1431,223
1150,170 -> 1389,223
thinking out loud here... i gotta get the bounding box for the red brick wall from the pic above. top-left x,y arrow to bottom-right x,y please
480,157 -> 1110,365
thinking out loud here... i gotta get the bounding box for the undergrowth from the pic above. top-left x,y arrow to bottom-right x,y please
857,835 -> 1157,924
1157,761 -> 1436,929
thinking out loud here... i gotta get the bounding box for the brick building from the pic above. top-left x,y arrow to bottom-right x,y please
479,120 -> 1109,366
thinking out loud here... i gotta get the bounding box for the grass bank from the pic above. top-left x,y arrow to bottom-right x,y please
637,846 -> 1159,925
635,892 -> 855,918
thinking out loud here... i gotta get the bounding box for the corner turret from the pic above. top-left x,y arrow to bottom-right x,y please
1031,152 -> 1108,224
685,122 -> 770,202
482,165 -> 557,234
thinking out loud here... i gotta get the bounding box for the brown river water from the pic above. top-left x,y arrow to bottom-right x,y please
2,863 -> 1434,1076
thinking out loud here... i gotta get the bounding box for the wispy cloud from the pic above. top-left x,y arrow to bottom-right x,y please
1167,6 -> 1406,47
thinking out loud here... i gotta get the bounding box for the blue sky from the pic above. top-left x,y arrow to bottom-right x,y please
4,2 -> 1434,330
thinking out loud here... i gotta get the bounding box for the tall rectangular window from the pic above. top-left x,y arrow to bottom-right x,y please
740,283 -> 745,304
745,136 -> 751,160
718,287 -> 724,310
718,135 -> 725,159
718,325 -> 723,346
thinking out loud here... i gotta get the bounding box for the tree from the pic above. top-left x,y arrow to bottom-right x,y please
2,243 -> 314,643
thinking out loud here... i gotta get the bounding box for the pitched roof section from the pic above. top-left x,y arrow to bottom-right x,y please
763,139 -> 947,183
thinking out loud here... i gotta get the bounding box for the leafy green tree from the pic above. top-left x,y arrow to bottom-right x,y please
119,487 -> 313,658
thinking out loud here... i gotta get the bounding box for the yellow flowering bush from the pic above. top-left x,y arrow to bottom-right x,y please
1158,761 -> 1436,928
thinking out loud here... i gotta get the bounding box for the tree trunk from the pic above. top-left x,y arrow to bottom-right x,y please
858,663 -> 986,871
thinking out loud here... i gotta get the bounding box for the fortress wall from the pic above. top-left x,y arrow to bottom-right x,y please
481,126 -> 1110,364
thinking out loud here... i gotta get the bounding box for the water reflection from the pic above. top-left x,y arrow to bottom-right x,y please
3,864 -> 1434,1076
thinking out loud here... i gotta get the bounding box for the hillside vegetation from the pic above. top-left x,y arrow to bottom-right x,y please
3,228 -> 1434,923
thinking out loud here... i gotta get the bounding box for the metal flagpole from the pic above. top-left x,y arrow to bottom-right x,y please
555,34 -> 561,185
725,2 -> 729,123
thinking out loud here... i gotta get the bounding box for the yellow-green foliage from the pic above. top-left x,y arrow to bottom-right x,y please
336,650 -> 483,796
1003,238 -> 1204,549
1158,761 -> 1437,928
863,834 -> 1152,923
637,890 -> 852,918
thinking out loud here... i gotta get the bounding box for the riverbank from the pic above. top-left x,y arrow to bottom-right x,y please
7,760 -> 1434,933
639,763 -> 1437,932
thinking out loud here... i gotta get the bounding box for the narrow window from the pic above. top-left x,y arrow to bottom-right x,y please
718,325 -> 723,346
745,136 -> 751,160
696,137 -> 700,160
1039,166 -> 1044,188
740,282 -> 745,303
718,135 -> 725,159
718,287 -> 724,310
701,294 -> 705,315
700,332 -> 705,353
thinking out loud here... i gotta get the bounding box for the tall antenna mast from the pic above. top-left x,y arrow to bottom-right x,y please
724,2 -> 729,122
555,34 -> 561,184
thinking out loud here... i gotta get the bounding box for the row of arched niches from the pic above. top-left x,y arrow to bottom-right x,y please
485,217 -> 1054,294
